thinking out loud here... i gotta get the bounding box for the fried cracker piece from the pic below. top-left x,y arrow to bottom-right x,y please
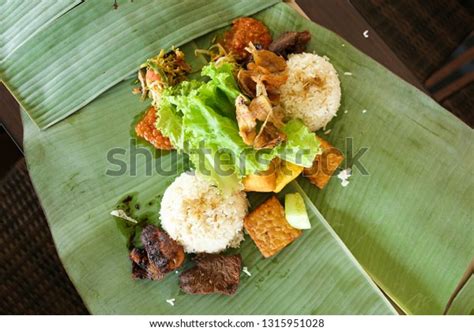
244,196 -> 301,258
135,107 -> 173,150
303,137 -> 344,189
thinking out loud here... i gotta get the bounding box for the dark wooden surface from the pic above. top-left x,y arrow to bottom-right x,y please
350,0 -> 474,127
0,159 -> 89,314
296,0 -> 426,91
0,83 -> 22,149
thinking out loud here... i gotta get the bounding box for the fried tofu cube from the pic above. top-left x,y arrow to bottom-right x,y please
303,137 -> 344,189
244,159 -> 303,193
273,161 -> 304,193
243,172 -> 276,192
243,159 -> 278,192
244,196 -> 301,258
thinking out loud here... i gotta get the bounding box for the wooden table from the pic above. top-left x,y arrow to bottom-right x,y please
0,0 -> 425,152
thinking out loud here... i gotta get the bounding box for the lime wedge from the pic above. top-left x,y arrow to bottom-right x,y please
285,192 -> 311,229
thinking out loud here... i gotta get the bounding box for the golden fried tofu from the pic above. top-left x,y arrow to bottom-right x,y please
242,171 -> 276,192
303,137 -> 344,189
244,196 -> 301,258
243,159 -> 303,193
243,159 -> 279,192
273,161 -> 303,193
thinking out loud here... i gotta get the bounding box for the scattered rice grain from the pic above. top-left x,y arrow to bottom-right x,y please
337,169 -> 352,187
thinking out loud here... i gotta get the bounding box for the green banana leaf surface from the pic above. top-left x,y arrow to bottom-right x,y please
7,1 -> 474,314
21,79 -> 395,314
447,278 -> 474,315
0,0 -> 79,61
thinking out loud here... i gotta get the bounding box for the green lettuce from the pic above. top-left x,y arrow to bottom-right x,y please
156,62 -> 320,193
277,119 -> 320,168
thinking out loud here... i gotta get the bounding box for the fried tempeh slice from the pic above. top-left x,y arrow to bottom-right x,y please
135,107 -> 173,150
179,254 -> 242,295
303,137 -> 344,189
244,196 -> 301,258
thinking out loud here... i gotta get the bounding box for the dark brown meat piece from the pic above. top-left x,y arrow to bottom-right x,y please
179,254 -> 242,296
269,31 -> 311,58
129,225 -> 185,281
130,248 -> 149,280
141,224 -> 185,273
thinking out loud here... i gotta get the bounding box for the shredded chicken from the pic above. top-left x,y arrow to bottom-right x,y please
235,95 -> 256,145
237,43 -> 288,101
254,122 -> 286,149
249,95 -> 284,128
234,44 -> 289,148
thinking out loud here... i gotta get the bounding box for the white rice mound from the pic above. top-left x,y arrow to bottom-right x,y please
160,172 -> 248,253
280,53 -> 341,131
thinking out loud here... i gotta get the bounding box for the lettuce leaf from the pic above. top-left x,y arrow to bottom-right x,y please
277,119 -> 320,168
156,62 -> 320,193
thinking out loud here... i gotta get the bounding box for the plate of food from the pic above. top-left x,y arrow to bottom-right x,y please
5,0 -> 472,314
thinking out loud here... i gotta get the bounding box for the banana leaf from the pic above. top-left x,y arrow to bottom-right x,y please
0,0 -> 79,61
447,278 -> 474,315
22,78 -> 395,314
14,1 -> 473,314
0,0 -> 278,128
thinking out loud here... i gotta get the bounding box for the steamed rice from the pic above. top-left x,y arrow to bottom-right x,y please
280,53 -> 341,131
160,172 -> 248,253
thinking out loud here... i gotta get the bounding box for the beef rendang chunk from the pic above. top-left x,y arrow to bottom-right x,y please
179,254 -> 242,295
269,31 -> 311,58
129,224 -> 185,280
